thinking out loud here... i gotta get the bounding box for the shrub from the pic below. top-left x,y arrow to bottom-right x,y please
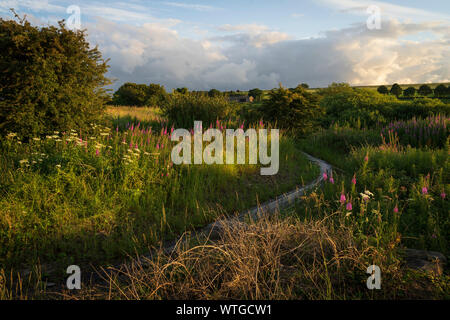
0,14 -> 110,139
112,83 -> 167,106
161,93 -> 234,128
434,84 -> 448,97
248,88 -> 263,102
390,83 -> 403,97
208,89 -> 221,98
112,83 -> 149,106
404,87 -> 416,97
418,84 -> 433,96
321,88 -> 393,128
261,84 -> 323,134
377,85 -> 389,94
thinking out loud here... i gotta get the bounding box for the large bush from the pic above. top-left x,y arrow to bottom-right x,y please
112,83 -> 167,106
321,88 -> 393,128
161,93 -> 234,128
260,85 -> 323,134
0,15 -> 110,139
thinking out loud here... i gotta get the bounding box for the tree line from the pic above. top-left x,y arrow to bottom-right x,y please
377,83 -> 450,98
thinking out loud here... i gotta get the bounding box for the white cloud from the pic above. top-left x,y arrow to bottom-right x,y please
84,18 -> 449,90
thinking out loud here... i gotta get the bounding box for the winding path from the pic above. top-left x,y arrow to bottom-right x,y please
160,152 -> 333,254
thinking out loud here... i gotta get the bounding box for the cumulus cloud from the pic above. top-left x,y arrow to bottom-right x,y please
86,17 -> 449,90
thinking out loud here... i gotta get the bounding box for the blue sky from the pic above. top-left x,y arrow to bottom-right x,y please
1,1 -> 449,90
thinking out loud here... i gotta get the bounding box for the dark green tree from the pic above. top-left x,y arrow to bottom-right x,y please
146,83 -> 167,106
300,83 -> 309,89
248,88 -> 263,102
175,87 -> 189,95
418,84 -> 432,96
261,84 -> 323,134
434,84 -> 447,97
208,89 -> 221,97
0,13 -> 110,138
403,86 -> 416,97
377,85 -> 389,94
112,83 -> 149,106
390,83 -> 403,97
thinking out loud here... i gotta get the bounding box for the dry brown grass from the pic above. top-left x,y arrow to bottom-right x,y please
91,213 -> 407,300
3,212 -> 447,300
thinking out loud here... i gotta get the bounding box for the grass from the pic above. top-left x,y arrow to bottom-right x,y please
0,107 -> 318,275
0,107 -> 448,300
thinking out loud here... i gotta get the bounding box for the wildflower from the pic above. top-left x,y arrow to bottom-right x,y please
421,187 -> 428,195
360,193 -> 370,201
364,154 -> 369,162
394,206 -> 399,213
96,149 -> 100,156
56,164 -> 61,168
346,202 -> 352,211
32,137 -> 41,141
351,175 -> 356,185
364,190 -> 374,197
440,192 -> 446,199
340,194 -> 346,204
19,159 -> 29,165
323,172 -> 328,181
329,177 -> 335,184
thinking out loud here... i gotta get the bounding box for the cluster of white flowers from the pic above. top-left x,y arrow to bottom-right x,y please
6,132 -> 22,144
360,190 -> 374,201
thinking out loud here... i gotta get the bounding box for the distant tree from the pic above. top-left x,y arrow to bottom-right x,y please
390,83 -> 403,97
261,84 -> 323,134
434,84 -> 448,97
147,83 -> 167,106
418,84 -> 433,96
175,87 -> 189,95
208,89 -> 221,97
112,83 -> 149,106
316,83 -> 353,96
300,83 -> 309,89
248,88 -> 263,102
0,12 -> 110,138
377,85 -> 389,94
404,87 -> 416,97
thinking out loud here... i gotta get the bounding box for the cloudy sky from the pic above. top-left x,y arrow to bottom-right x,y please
1,0 -> 449,91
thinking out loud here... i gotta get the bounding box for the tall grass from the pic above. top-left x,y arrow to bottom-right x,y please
0,117 -> 318,270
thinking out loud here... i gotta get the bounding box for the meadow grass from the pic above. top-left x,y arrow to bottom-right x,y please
0,108 -> 318,275
0,108 -> 448,300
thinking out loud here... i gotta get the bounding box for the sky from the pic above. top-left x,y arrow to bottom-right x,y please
1,0 -> 449,91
